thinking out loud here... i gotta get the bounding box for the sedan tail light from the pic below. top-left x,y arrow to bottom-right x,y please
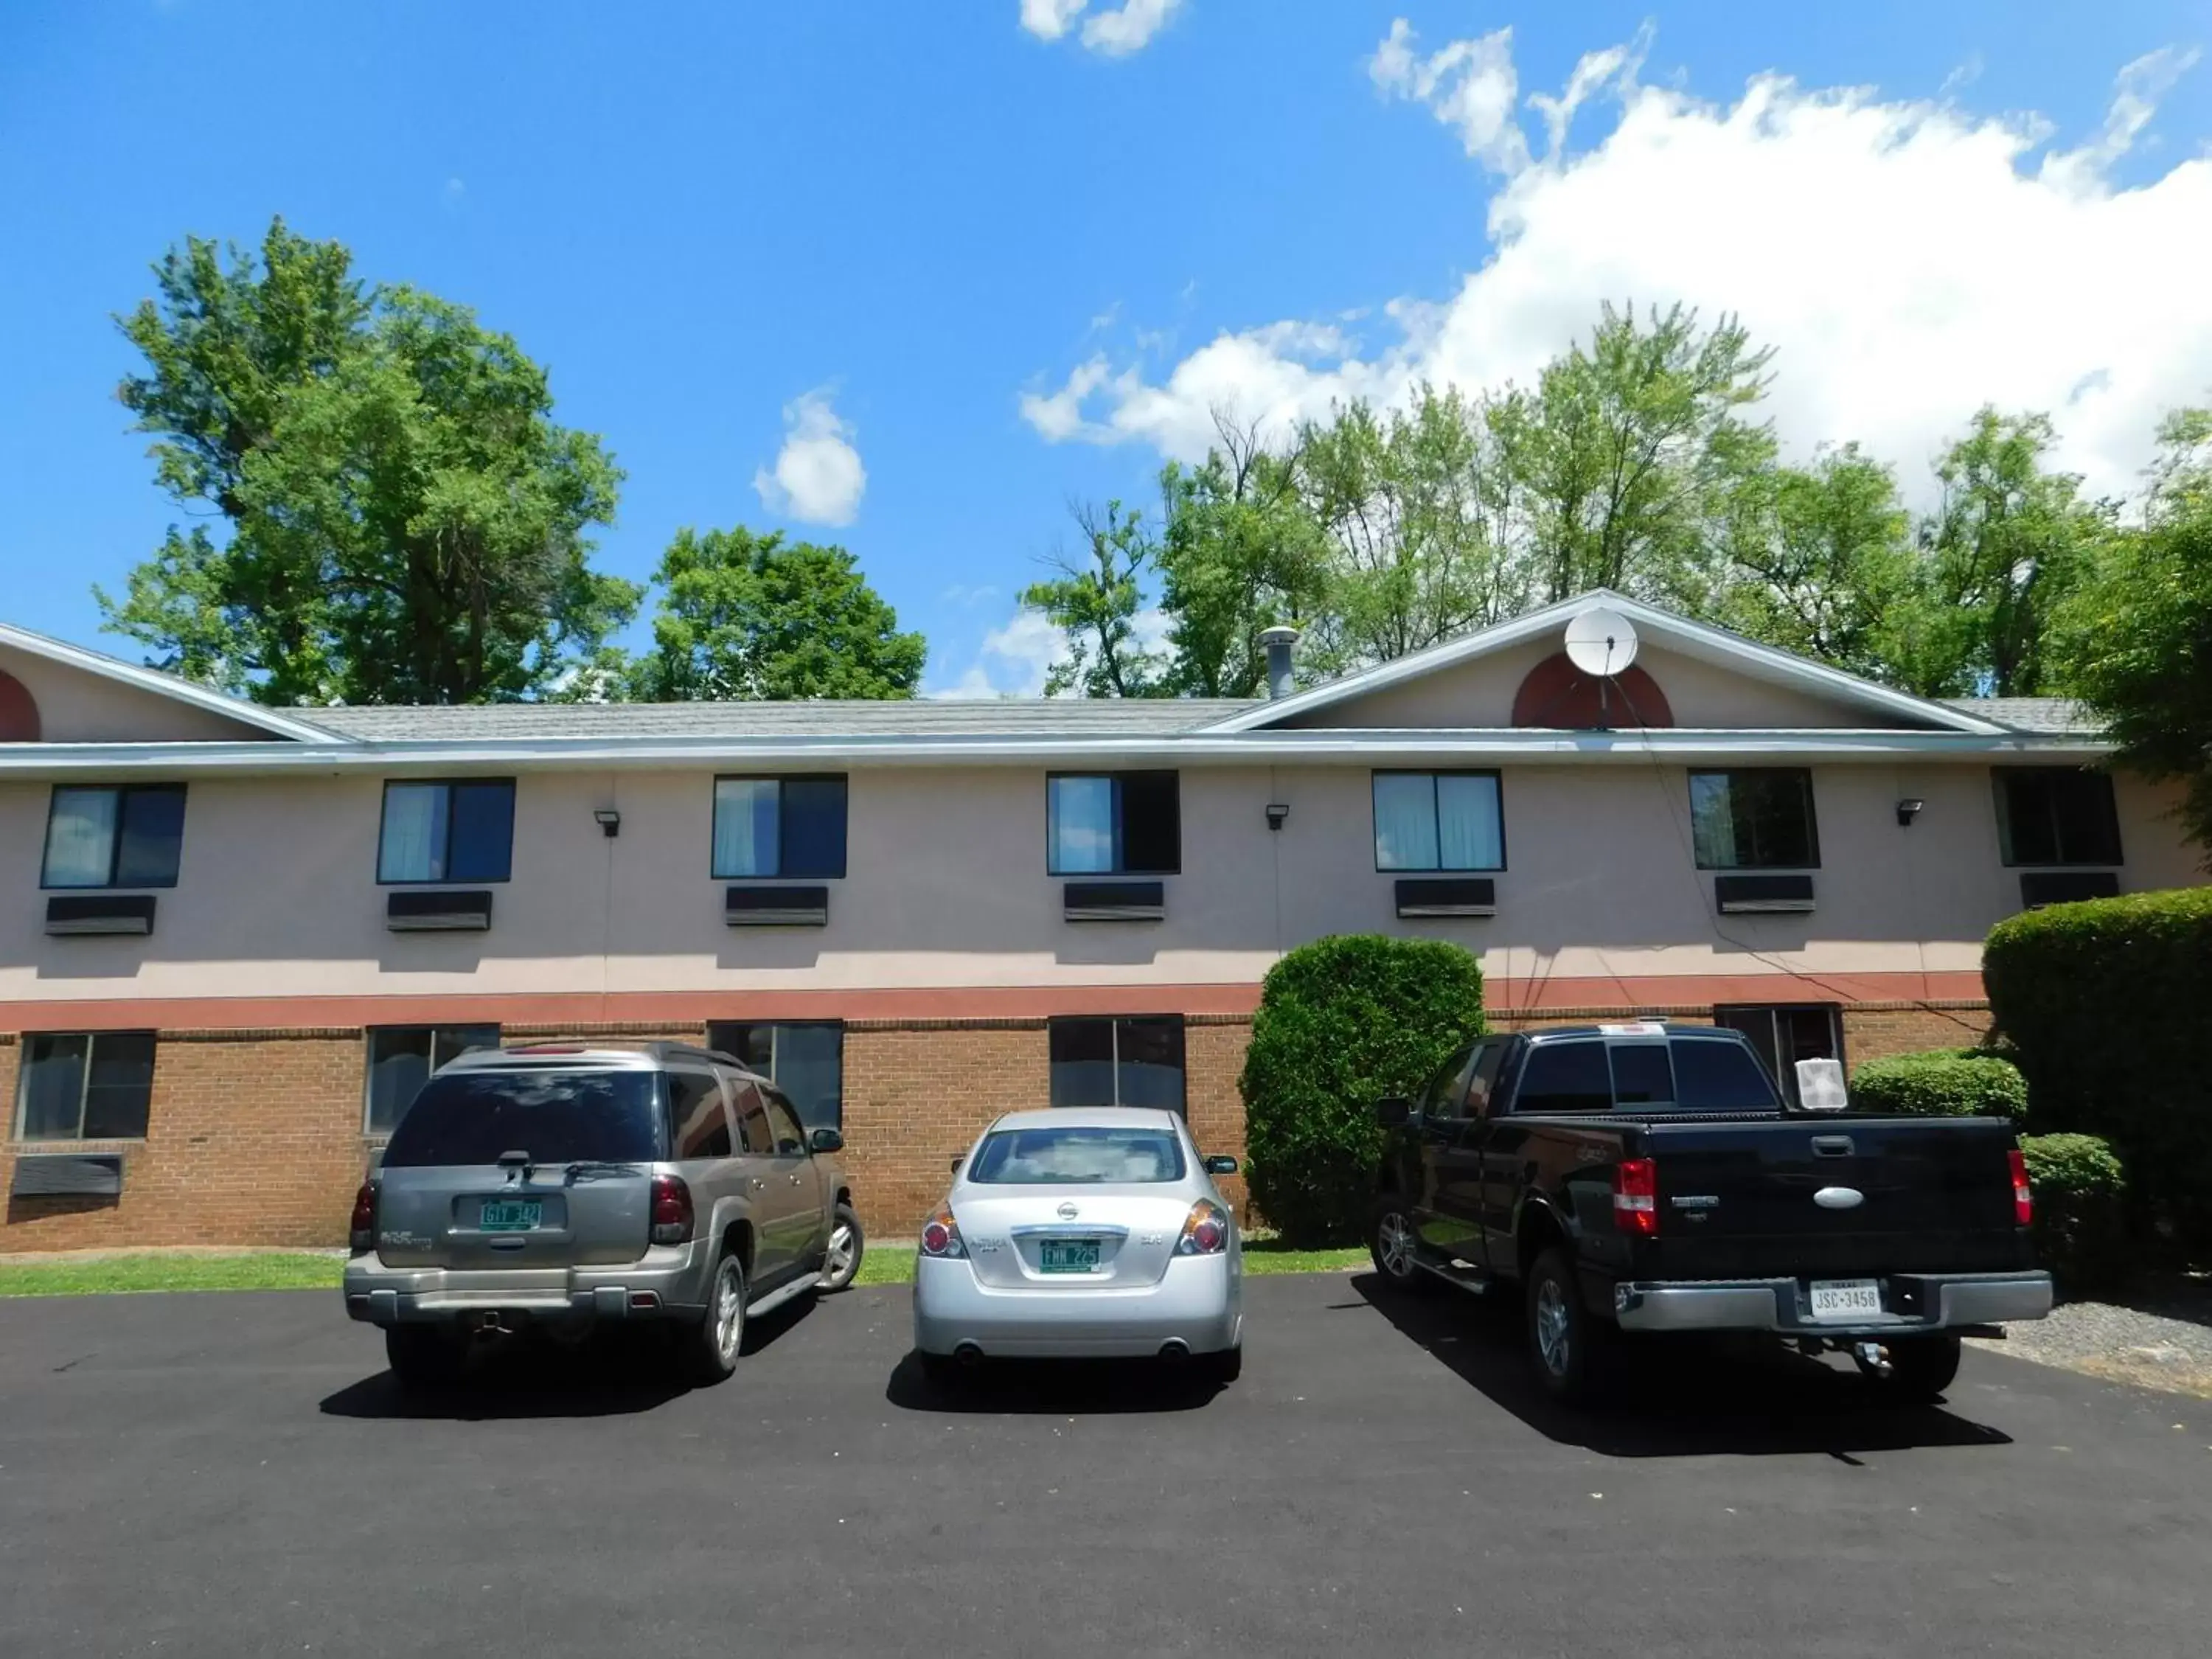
348,1181 -> 378,1254
1177,1199 -> 1231,1256
1613,1158 -> 1658,1237
2008,1148 -> 2033,1228
919,1204 -> 966,1259
650,1174 -> 695,1245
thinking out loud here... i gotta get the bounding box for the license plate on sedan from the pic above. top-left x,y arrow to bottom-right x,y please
479,1200 -> 543,1233
1808,1279 -> 1882,1321
1039,1239 -> 1102,1274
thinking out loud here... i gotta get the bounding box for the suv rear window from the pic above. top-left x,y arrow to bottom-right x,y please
382,1069 -> 667,1167
967,1126 -> 1187,1184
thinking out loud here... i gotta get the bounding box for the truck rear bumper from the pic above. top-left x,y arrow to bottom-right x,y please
1611,1270 -> 2052,1335
342,1245 -> 710,1327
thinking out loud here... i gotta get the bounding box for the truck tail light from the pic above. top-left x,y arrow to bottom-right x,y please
2008,1148 -> 2033,1228
1613,1158 -> 1659,1237
348,1180 -> 378,1254
1177,1199 -> 1230,1256
650,1174 -> 694,1245
919,1204 -> 966,1258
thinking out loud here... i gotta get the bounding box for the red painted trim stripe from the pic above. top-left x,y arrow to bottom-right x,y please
0,970 -> 1985,1032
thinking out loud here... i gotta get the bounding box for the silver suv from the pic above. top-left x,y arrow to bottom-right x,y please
342,1042 -> 863,1387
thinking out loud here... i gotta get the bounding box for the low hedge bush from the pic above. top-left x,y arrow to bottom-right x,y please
1848,1048 -> 2028,1121
2020,1133 -> 2132,1291
1985,887 -> 2212,1252
1240,934 -> 1484,1248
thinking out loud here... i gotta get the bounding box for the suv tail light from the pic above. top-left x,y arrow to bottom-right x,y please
919,1204 -> 966,1259
1178,1198 -> 1230,1256
348,1180 -> 378,1254
650,1174 -> 695,1245
1613,1158 -> 1658,1237
2008,1148 -> 2033,1227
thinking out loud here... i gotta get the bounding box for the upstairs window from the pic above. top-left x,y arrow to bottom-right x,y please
1689,769 -> 1820,869
41,785 -> 186,889
15,1032 -> 156,1141
378,781 -> 515,884
1994,768 -> 2121,866
1372,771 -> 1504,871
713,776 -> 848,880
1047,772 -> 1179,875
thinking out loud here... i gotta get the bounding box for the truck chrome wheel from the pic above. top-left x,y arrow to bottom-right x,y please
824,1222 -> 858,1286
1534,1276 -> 1572,1377
1374,1208 -> 1416,1279
712,1259 -> 745,1363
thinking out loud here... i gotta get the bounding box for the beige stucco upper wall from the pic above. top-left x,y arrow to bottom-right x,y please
0,758 -> 2199,1007
0,644 -> 285,743
1281,639 -> 1946,731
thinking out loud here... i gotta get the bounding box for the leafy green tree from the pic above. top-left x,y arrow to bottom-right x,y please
1018,501 -> 1164,697
2056,409 -> 2212,858
627,527 -> 925,700
1899,408 -> 2115,697
100,219 -> 633,703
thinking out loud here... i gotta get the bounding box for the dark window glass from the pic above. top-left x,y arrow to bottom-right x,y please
706,1021 -> 844,1129
761,1090 -> 807,1155
364,1026 -> 501,1134
1672,1037 -> 1784,1110
41,785 -> 187,889
1712,1006 -> 1840,1106
968,1125 -> 1189,1184
1610,1044 -> 1674,1106
1688,771 -> 1819,869
1047,773 -> 1179,875
1994,768 -> 2121,866
382,1070 -> 665,1167
729,1080 -> 773,1155
712,777 -> 849,880
1514,1040 -> 1613,1114
1048,1016 -> 1186,1113
669,1070 -> 732,1159
15,1032 -> 156,1140
1465,1041 -> 1509,1117
378,781 -> 515,885
779,778 -> 849,878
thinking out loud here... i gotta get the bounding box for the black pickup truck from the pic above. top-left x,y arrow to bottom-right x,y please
1369,1022 -> 2051,1402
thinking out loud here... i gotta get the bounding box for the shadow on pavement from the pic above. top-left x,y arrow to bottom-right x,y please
883,1351 -> 1226,1415
1347,1272 -> 2016,1460
319,1290 -> 819,1421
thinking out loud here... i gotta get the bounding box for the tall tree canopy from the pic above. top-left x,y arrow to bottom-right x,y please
101,218 -> 634,704
627,526 -> 925,700
1018,501 -> 1164,698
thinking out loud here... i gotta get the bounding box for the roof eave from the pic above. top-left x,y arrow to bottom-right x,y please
0,623 -> 349,745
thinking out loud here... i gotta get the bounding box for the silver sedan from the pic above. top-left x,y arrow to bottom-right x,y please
911,1107 -> 1244,1383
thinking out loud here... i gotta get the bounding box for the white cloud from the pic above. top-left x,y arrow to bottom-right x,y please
752,391 -> 866,526
1022,26 -> 2212,506
927,609 -> 1071,699
1018,0 -> 1183,56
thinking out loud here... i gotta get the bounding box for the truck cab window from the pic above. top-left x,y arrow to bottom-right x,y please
1514,1040 -> 1612,1114
1609,1044 -> 1674,1107
1465,1040 -> 1508,1118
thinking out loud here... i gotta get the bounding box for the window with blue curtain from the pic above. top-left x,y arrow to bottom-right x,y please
41,785 -> 187,888
378,781 -> 515,883
1371,772 -> 1504,871
1047,773 -> 1178,874
712,776 -> 847,879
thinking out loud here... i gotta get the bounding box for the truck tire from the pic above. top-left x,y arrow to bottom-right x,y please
1526,1248 -> 1614,1404
1878,1333 -> 1962,1402
684,1253 -> 747,1386
1370,1198 -> 1439,1293
384,1325 -> 464,1390
818,1202 -> 864,1293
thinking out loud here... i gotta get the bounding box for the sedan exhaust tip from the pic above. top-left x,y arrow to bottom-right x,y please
953,1342 -> 986,1369
1156,1340 -> 1192,1362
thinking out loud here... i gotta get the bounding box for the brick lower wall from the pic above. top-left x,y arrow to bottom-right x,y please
0,997 -> 1994,1252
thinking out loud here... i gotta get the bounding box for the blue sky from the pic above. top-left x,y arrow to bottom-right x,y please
4,1 -> 2209,696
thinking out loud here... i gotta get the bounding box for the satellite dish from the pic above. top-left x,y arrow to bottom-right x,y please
1564,606 -> 1639,678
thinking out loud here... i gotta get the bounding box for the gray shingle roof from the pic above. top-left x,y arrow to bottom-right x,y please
1939,698 -> 2104,735
305,697 -> 1259,742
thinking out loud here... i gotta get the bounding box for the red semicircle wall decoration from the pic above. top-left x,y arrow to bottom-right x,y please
0,667 -> 41,741
1510,651 -> 1673,729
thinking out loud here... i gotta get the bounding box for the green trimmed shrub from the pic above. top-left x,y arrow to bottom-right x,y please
1848,1049 -> 2028,1121
1240,934 -> 1484,1248
1984,888 -> 2212,1252
2020,1133 -> 2131,1291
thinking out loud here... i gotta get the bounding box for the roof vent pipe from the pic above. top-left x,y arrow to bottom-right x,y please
1260,626 -> 1298,700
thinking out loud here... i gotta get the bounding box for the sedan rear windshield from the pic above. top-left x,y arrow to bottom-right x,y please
382,1069 -> 666,1167
967,1126 -> 1188,1184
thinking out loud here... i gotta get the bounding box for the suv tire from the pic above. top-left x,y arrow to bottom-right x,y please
1370,1197 -> 1438,1293
385,1325 -> 464,1390
686,1253 -> 747,1385
1527,1248 -> 1615,1404
1877,1333 -> 1962,1403
819,1202 -> 865,1293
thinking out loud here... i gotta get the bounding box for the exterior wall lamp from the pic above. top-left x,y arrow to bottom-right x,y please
1265,803 -> 1291,832
594,808 -> 622,838
1896,799 -> 1924,827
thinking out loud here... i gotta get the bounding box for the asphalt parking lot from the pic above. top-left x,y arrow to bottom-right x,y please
3,1272 -> 2206,1659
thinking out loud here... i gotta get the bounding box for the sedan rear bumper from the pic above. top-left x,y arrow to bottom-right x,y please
913,1251 -> 1241,1358
342,1245 -> 711,1326
1611,1270 -> 2053,1336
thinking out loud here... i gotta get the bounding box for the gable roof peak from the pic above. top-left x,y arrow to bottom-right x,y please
0,621 -> 349,745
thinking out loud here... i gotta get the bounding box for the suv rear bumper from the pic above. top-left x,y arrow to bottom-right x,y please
342,1244 -> 711,1327
1610,1270 -> 2052,1336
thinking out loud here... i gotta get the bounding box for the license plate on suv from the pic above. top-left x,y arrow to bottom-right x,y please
1039,1239 -> 1102,1274
479,1200 -> 543,1233
1808,1279 -> 1882,1321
